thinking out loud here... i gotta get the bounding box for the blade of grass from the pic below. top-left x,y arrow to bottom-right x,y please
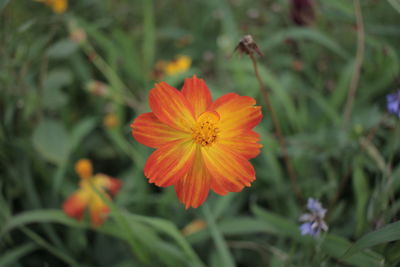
262,28 -> 349,59
20,227 -> 79,267
202,204 -> 235,267
22,159 -> 66,251
344,220 -> 400,258
0,209 -> 129,241
0,243 -> 37,266
126,212 -> 205,267
352,160 -> 369,236
387,0 -> 400,14
90,183 -> 150,264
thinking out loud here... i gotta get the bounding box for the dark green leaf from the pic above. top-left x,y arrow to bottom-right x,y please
345,220 -> 400,257
47,39 -> 78,59
32,119 -> 70,165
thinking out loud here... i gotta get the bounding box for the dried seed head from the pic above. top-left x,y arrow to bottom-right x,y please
234,35 -> 264,57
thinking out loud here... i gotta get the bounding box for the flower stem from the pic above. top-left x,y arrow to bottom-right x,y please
342,0 -> 365,125
249,54 -> 303,204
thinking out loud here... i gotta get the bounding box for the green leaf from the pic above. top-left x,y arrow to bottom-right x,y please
387,0 -> 400,14
261,28 -> 349,59
32,119 -> 70,165
202,204 -> 235,267
188,216 -> 277,244
345,220 -> 400,257
125,212 -> 205,267
47,39 -> 78,59
123,218 -> 188,267
43,68 -> 73,90
42,87 -> 68,110
69,117 -> 97,151
0,209 -> 125,240
0,243 -> 37,266
1,210 -> 82,235
21,227 -> 79,267
352,162 -> 369,236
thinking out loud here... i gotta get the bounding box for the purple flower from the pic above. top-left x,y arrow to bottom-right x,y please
307,198 -> 327,217
299,222 -> 314,235
299,198 -> 328,237
386,91 -> 400,117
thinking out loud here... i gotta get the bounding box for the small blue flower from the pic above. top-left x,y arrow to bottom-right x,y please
386,90 -> 400,117
307,198 -> 327,217
299,198 -> 328,237
299,222 -> 314,236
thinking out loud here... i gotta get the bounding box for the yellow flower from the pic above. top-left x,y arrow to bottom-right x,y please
164,55 -> 192,76
35,0 -> 67,14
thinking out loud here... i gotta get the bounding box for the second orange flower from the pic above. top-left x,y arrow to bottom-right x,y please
131,75 -> 262,208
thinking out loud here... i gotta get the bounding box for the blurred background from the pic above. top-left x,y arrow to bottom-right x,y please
1,0 -> 400,266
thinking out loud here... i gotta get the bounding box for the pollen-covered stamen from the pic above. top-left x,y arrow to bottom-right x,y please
192,121 -> 219,146
191,111 -> 220,146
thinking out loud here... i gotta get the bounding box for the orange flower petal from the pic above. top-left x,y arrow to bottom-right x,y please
131,112 -> 190,148
209,93 -> 262,136
106,177 -> 122,196
149,82 -> 196,132
182,75 -> 212,118
210,177 -> 230,196
93,174 -> 122,196
175,148 -> 211,209
144,139 -> 196,187
62,190 -> 89,220
89,197 -> 109,226
202,143 -> 256,195
218,130 -> 262,159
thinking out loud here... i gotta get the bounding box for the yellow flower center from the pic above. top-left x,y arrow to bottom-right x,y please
191,111 -> 220,146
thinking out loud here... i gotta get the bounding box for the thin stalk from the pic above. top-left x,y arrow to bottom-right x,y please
81,43 -> 142,110
249,54 -> 303,204
342,0 -> 365,125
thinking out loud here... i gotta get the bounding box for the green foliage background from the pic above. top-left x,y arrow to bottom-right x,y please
1,0 -> 400,266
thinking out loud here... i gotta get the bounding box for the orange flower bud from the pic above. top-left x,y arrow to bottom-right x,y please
103,114 -> 119,129
75,159 -> 93,179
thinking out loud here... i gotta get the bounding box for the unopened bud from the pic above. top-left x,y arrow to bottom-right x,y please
86,81 -> 109,97
70,28 -> 87,45
103,114 -> 119,129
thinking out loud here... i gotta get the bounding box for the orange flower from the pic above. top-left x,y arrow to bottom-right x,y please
63,159 -> 122,226
131,75 -> 262,208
